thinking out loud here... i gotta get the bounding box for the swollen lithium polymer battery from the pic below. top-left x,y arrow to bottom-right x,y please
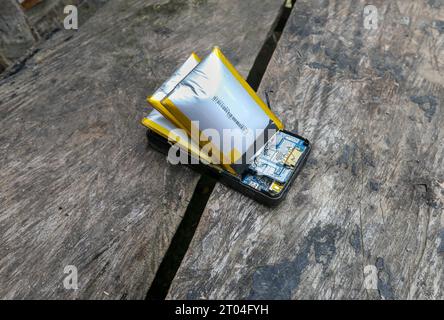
161,47 -> 284,175
141,48 -> 311,206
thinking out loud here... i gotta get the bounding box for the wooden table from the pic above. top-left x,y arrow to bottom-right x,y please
0,0 -> 285,299
1,0 -> 442,300
168,0 -> 444,299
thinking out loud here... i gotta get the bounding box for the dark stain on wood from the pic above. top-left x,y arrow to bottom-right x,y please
247,224 -> 342,300
438,230 -> 444,254
368,179 -> 381,192
428,0 -> 444,9
349,224 -> 362,255
410,95 -> 438,122
375,257 -> 395,300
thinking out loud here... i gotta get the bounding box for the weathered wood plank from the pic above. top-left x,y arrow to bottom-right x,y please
168,0 -> 444,299
0,0 -> 36,70
0,0 -> 285,299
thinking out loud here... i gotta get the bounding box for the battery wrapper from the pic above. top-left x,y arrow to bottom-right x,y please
162,47 -> 284,175
143,53 -> 216,164
147,53 -> 201,129
142,109 -> 214,165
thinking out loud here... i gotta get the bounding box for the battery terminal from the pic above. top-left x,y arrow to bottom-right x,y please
269,181 -> 284,194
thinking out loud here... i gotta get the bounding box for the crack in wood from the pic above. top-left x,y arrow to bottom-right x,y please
145,0 -> 297,300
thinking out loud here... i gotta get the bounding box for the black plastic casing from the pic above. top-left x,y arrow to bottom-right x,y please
146,129 -> 310,207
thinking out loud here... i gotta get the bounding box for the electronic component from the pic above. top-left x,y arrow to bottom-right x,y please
249,131 -> 306,183
241,131 -> 307,196
269,181 -> 284,194
284,148 -> 302,167
242,173 -> 273,193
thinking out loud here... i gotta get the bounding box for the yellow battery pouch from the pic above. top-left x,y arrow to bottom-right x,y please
146,53 -> 201,130
141,110 -> 214,164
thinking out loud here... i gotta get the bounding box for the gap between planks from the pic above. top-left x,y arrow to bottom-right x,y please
144,0 -> 298,300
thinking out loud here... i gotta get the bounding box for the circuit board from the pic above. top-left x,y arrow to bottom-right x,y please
241,131 -> 307,195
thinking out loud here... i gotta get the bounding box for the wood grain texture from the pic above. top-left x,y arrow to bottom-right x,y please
0,0 -> 36,69
168,0 -> 444,300
0,0 -> 285,299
